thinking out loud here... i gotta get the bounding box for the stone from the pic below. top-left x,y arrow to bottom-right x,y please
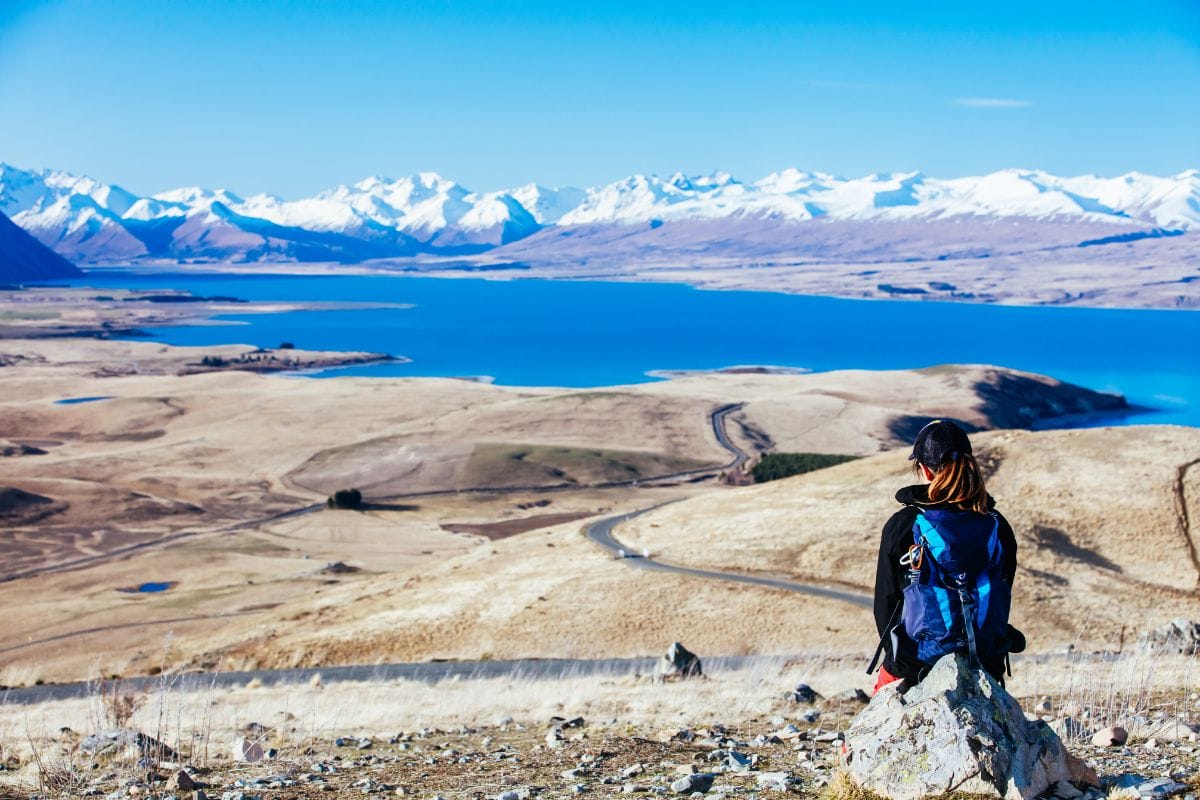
1141,779 -> 1190,798
659,642 -> 703,680
232,737 -> 264,763
842,654 -> 1099,800
671,774 -> 715,795
551,716 -> 586,729
757,772 -> 792,791
829,688 -> 871,706
1091,726 -> 1128,747
80,729 -> 179,762
789,684 -> 822,705
1055,780 -> 1084,799
174,771 -> 197,791
1138,619 -> 1200,654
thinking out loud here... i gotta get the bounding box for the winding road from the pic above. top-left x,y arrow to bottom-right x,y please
584,401 -> 872,608
585,506 -> 872,608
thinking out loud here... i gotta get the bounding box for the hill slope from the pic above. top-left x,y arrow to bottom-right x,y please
189,426 -> 1199,671
0,210 -> 81,282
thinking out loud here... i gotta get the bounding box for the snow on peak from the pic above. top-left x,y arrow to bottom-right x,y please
2,162 -> 1197,265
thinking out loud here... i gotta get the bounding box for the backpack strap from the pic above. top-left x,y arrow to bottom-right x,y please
974,514 -> 1002,629
912,514 -> 956,634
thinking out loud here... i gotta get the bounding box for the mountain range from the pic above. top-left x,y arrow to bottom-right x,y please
1,163 -> 1196,265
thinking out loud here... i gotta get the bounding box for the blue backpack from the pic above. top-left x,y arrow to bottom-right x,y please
900,509 -> 1010,667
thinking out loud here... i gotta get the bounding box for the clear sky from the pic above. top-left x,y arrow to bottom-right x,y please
1,0 -> 1197,197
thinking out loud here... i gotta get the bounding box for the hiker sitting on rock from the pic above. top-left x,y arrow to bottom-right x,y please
869,419 -> 1025,694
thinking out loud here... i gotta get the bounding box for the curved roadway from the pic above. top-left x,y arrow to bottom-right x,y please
585,402 -> 872,608
585,506 -> 872,608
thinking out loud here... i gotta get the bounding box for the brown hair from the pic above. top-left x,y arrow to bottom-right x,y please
917,453 -> 989,513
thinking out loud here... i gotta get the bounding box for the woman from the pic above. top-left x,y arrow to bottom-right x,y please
871,419 -> 1020,694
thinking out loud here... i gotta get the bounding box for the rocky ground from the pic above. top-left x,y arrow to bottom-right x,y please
3,681 -> 1198,800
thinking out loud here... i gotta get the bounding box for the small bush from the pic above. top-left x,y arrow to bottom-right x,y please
101,679 -> 144,728
327,488 -> 363,510
751,452 -> 859,483
278,341 -> 295,350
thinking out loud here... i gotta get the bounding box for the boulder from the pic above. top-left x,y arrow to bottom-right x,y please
1137,619 -> 1200,654
658,642 -> 703,680
843,655 -> 1098,800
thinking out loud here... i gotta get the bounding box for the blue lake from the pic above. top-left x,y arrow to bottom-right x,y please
68,270 -> 1200,427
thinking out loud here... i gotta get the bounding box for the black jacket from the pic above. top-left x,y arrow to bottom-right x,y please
873,484 -> 1018,681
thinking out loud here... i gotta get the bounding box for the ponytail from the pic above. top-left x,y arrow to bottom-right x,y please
922,453 -> 989,514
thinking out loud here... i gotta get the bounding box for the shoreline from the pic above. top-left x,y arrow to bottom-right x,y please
71,261 -> 1200,313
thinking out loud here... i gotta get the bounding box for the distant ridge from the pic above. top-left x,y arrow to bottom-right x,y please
1,162 -> 1197,265
0,209 -> 82,282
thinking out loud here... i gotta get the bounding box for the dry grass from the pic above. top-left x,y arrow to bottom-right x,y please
2,651 -> 1195,762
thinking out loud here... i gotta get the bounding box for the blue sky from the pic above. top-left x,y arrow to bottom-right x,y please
1,0 -> 1197,197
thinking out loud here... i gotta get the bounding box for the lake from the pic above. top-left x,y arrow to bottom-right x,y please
69,270 -> 1200,427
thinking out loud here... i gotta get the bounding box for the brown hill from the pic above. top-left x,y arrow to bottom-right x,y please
190,426 -> 1199,673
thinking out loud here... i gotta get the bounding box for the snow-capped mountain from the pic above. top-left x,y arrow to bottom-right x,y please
1,163 -> 1195,264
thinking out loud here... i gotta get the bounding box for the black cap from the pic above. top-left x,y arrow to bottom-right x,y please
908,419 -> 972,470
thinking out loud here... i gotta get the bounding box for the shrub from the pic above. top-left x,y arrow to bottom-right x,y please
278,341 -> 295,349
327,488 -> 363,510
751,452 -> 859,483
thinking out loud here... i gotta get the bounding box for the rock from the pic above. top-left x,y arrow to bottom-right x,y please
1138,619 -> 1200,654
232,737 -> 264,763
671,773 -> 715,795
174,771 -> 197,791
550,716 -> 586,729
659,642 -> 703,680
828,688 -> 871,706
1135,780 -> 1189,799
80,729 -> 179,762
1091,726 -> 1128,747
757,772 -> 792,791
788,684 -> 822,705
1055,780 -> 1084,799
842,654 -> 1099,800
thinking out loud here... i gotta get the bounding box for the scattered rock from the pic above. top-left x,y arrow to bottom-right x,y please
232,737 -> 264,763
659,642 -> 703,680
757,772 -> 793,791
788,684 -> 822,705
843,654 -> 1099,800
671,773 -> 715,795
1092,726 -> 1129,747
1138,619 -> 1200,654
79,729 -> 179,762
173,770 -> 197,791
828,688 -> 871,706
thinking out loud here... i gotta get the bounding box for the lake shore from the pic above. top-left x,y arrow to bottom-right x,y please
81,232 -> 1200,311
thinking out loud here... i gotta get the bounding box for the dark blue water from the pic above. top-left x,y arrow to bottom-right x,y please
54,396 -> 113,405
69,270 -> 1200,427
